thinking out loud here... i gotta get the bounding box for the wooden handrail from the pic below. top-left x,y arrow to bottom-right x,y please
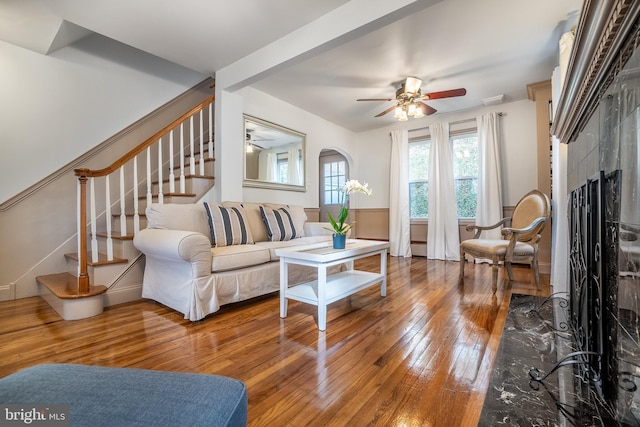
74,95 -> 214,178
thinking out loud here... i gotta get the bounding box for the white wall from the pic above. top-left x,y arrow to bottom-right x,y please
354,99 -> 538,209
0,34 -> 205,204
215,87 -> 357,207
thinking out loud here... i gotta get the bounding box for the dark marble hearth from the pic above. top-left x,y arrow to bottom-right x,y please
478,294 -> 631,426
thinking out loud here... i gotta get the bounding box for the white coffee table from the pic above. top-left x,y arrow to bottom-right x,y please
276,239 -> 389,330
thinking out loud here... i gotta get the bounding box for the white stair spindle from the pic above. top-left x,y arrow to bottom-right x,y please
146,147 -> 152,207
169,129 -> 175,193
199,110 -> 205,175
179,122 -> 186,193
133,155 -> 140,234
189,116 -> 195,175
90,177 -> 98,263
76,180 -> 81,277
157,138 -> 164,204
105,175 -> 113,260
208,102 -> 213,159
89,178 -> 98,262
119,166 -> 127,237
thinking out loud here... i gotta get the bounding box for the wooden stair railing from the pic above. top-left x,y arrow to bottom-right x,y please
67,95 -> 215,296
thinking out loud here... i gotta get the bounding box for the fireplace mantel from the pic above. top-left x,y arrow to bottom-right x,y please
552,0 -> 639,144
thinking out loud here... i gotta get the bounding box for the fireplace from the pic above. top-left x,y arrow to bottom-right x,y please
563,26 -> 640,427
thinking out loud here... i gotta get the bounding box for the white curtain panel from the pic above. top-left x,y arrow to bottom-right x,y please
264,152 -> 277,182
389,130 -> 412,257
476,112 -> 503,240
427,122 -> 460,260
288,147 -> 302,185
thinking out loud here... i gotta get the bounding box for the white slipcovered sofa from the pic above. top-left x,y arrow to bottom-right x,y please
133,202 -> 338,321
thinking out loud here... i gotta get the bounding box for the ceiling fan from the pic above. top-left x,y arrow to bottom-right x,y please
357,77 -> 466,120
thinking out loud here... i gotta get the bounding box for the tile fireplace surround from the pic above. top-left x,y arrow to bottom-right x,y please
564,31 -> 640,425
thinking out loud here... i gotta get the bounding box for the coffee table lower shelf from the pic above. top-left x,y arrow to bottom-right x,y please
284,270 -> 385,306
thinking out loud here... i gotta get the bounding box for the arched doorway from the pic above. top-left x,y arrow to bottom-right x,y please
319,149 -> 349,223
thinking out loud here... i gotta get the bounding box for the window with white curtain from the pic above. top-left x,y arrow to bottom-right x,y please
409,132 -> 479,219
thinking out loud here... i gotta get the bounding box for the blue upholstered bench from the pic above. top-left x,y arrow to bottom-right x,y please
0,364 -> 247,426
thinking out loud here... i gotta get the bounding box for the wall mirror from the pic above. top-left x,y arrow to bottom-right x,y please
243,115 -> 306,192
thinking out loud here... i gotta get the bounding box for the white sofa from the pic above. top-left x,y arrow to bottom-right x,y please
133,202 -> 338,321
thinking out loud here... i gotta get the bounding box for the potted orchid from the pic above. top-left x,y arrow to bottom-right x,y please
326,179 -> 373,249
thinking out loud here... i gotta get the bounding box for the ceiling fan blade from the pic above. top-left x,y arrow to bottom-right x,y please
421,88 -> 467,100
357,98 -> 394,101
419,102 -> 437,116
375,105 -> 397,117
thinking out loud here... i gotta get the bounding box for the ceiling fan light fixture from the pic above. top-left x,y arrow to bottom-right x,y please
394,105 -> 403,119
405,77 -> 422,95
358,76 -> 465,121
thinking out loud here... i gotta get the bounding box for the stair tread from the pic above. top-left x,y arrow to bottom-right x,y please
111,213 -> 147,218
36,272 -> 107,299
172,157 -> 214,168
95,232 -> 134,240
139,192 -> 197,200
158,174 -> 215,183
64,252 -> 128,266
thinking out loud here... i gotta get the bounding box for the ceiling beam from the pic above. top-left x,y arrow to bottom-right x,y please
216,0 -> 442,92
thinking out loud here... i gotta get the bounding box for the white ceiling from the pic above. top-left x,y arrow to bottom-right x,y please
1,0 -> 582,132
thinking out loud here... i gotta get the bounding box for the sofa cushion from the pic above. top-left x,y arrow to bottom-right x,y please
264,203 -> 307,238
204,203 -> 254,247
146,203 -> 211,244
210,244 -> 271,272
260,205 -> 302,241
222,202 -> 267,242
256,235 -> 332,261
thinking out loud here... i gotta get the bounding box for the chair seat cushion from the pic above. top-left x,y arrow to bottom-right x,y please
461,239 -> 534,258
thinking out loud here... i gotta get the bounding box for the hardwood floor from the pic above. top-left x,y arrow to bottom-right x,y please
0,257 -> 550,426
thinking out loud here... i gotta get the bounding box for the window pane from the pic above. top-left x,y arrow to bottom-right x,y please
452,134 -> 478,218
452,136 -> 478,178
409,140 -> 430,218
324,160 -> 346,205
455,178 -> 478,218
409,181 -> 428,218
409,142 -> 429,180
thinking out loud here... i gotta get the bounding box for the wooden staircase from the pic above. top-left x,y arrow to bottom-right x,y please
36,95 -> 215,320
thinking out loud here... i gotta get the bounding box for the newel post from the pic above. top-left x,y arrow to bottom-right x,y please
75,169 -> 91,294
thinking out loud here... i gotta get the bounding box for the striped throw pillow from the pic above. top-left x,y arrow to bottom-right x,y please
259,206 -> 298,241
203,203 -> 254,247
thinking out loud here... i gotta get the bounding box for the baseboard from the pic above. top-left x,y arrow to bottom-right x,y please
0,283 -> 16,301
104,284 -> 143,307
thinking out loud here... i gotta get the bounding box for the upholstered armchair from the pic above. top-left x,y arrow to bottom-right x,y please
459,190 -> 551,292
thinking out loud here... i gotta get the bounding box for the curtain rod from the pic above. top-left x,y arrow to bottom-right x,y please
409,112 -> 504,133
